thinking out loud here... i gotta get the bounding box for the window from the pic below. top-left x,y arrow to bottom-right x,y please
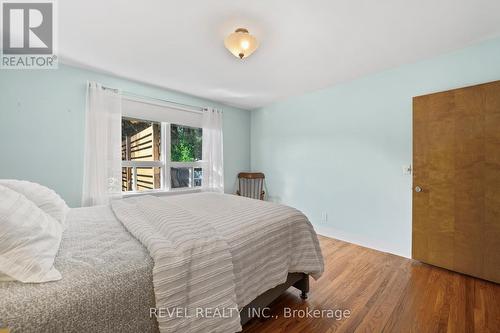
121,117 -> 203,192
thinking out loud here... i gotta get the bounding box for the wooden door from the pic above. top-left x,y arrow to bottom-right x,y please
412,80 -> 500,283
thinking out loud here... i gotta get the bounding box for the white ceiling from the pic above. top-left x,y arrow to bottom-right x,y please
59,0 -> 500,110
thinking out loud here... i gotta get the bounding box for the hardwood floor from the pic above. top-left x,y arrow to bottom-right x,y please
242,236 -> 500,333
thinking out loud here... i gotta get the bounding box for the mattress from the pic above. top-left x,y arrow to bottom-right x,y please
112,193 -> 324,332
0,205 -> 158,333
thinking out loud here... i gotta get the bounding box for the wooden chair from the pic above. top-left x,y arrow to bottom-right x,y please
236,172 -> 265,200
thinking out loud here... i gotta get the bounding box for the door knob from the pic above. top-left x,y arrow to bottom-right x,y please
415,186 -> 422,192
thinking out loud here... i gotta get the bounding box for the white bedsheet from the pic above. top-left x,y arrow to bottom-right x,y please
112,192 -> 324,333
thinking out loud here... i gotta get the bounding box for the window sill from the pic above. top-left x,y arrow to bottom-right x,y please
122,187 -> 202,198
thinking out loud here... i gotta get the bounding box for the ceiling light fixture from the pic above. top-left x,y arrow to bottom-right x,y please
224,28 -> 258,59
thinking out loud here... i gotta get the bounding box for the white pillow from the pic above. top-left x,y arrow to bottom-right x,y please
0,184 -> 63,283
0,179 -> 69,226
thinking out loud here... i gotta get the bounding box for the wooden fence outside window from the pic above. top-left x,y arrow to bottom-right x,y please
121,124 -> 161,191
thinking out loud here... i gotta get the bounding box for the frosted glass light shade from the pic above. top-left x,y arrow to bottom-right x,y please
224,28 -> 258,59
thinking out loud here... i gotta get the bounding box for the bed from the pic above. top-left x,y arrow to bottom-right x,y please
0,192 -> 324,332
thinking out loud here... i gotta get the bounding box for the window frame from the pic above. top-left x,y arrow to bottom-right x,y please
122,120 -> 203,194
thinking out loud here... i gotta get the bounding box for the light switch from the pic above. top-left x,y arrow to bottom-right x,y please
402,165 -> 412,175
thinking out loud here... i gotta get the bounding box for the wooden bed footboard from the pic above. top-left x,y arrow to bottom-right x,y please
239,273 -> 309,326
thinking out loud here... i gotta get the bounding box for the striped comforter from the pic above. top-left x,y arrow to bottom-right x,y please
111,192 -> 324,333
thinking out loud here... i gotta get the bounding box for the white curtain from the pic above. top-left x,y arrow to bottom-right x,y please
202,108 -> 224,192
81,82 -> 123,206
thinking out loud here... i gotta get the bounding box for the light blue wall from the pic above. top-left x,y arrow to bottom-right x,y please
0,64 -> 251,207
251,37 -> 500,257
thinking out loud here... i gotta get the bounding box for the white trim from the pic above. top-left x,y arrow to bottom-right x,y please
161,122 -> 170,191
170,161 -> 203,168
122,98 -> 202,128
122,94 -> 203,114
122,187 -> 202,198
122,161 -> 163,168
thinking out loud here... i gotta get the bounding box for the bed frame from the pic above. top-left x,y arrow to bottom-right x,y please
239,273 -> 309,325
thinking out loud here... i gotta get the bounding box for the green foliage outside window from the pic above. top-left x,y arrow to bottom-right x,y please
171,124 -> 202,162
